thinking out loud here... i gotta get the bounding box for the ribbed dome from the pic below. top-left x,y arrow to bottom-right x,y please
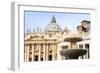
45,15 -> 62,32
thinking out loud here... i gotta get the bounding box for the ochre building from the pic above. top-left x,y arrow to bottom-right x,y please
24,16 -> 90,62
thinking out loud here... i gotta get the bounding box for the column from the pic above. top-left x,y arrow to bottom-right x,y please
27,45 -> 29,62
38,44 -> 41,61
55,44 -> 57,60
85,44 -> 90,59
52,44 -> 55,60
45,44 -> 48,60
24,45 -> 27,62
83,44 -> 85,59
57,43 -> 62,60
32,44 -> 34,61
43,44 -> 46,61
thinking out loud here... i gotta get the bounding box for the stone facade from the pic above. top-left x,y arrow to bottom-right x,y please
24,16 -> 90,62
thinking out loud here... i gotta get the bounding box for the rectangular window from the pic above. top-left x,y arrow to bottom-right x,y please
48,55 -> 52,61
85,44 -> 89,48
40,57 -> 43,61
34,55 -> 38,61
29,58 -> 32,62
79,44 -> 83,49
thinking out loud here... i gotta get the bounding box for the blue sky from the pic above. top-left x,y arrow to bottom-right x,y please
24,11 -> 91,32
